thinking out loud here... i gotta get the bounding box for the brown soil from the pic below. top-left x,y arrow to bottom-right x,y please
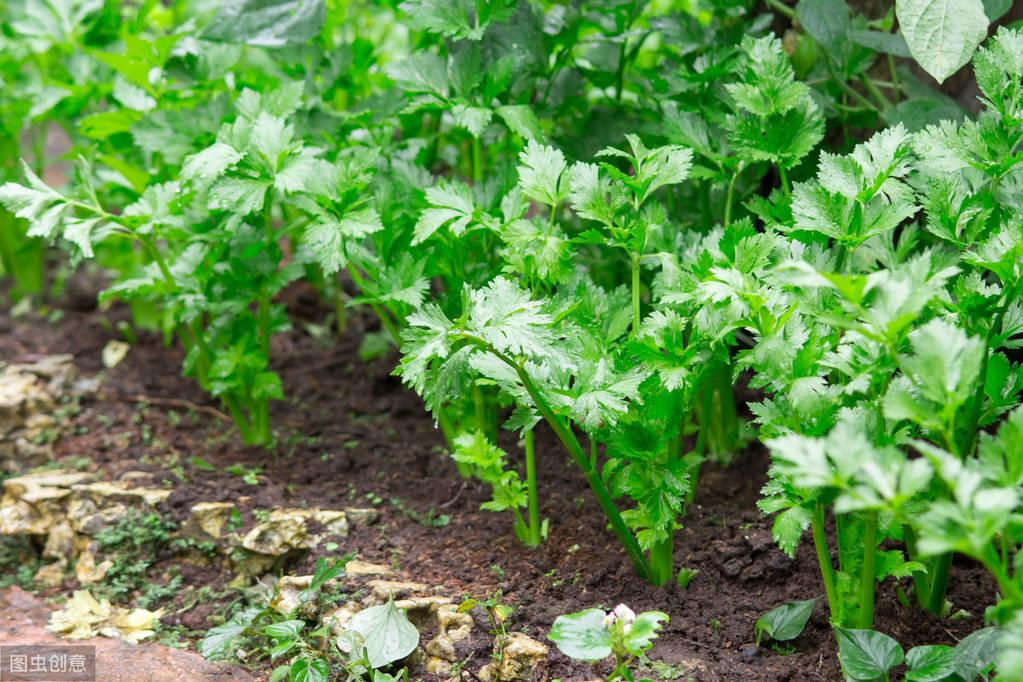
0,281 -> 998,681
0,586 -> 254,681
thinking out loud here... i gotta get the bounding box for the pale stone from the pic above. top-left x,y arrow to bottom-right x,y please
269,575 -> 313,616
396,596 -> 453,628
231,552 -> 278,577
11,438 -> 52,470
343,560 -> 393,577
23,413 -> 56,431
437,603 -> 473,643
70,482 -> 172,507
240,513 -> 311,555
366,580 -> 429,604
323,601 -> 361,637
343,507 -> 379,527
238,509 -> 353,557
34,562 -> 67,588
185,502 -> 237,540
4,471 -> 95,501
309,510 -> 349,536
74,548 -> 113,584
425,605 -> 474,672
43,521 -> 74,559
68,500 -> 129,536
484,633 -> 548,681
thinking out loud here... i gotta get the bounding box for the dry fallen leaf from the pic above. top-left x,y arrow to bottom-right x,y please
48,590 -> 162,643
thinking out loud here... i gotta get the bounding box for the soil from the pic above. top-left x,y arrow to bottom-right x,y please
0,278 -> 999,682
0,586 -> 255,681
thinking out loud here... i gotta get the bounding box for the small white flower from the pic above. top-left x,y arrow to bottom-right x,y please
612,604 -> 636,624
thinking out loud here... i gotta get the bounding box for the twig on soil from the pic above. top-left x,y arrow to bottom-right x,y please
518,558 -> 548,580
438,481 -> 468,509
812,653 -> 826,680
124,394 -> 232,423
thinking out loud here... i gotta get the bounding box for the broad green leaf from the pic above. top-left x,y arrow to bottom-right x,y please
548,609 -> 613,661
287,657 -> 329,682
452,430 -> 526,513
209,178 -> 271,215
203,0 -> 326,48
771,505 -> 812,558
518,140 -> 567,208
905,645 -> 957,682
263,620 -> 304,639
952,627 -> 997,679
997,614 -> 1023,680
305,208 -> 383,274
387,53 -> 449,96
755,599 -> 815,645
849,30 -> 911,57
398,0 -> 515,40
982,0 -> 1011,21
622,611 -> 668,655
64,218 -> 100,258
896,0 -> 989,83
7,0 -> 102,50
182,142 -> 243,184
343,598 -> 419,668
451,104 -> 493,137
78,110 -> 142,139
496,105 -> 543,141
0,164 -> 67,240
796,0 -> 850,51
199,608 -> 259,659
413,182 -> 476,244
835,626 -> 904,680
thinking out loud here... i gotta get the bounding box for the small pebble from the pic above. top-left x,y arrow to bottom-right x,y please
739,643 -> 759,659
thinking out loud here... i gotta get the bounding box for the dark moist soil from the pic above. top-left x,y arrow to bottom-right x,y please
0,280 -> 999,682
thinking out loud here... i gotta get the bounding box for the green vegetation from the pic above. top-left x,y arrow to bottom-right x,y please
3,0 -> 1022,677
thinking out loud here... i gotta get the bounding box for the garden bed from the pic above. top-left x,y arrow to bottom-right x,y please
0,282 -> 995,681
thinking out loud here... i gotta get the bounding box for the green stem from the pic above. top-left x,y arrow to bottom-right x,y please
904,526 -> 932,607
345,264 -> 402,345
958,280 -> 1021,457
334,290 -> 349,336
980,548 -> 1023,605
697,357 -> 739,458
472,136 -> 483,183
259,193 -> 274,358
723,164 -> 742,226
925,553 -> 951,616
812,502 -> 840,622
859,512 -> 878,628
824,56 -> 880,114
648,535 -> 674,586
466,337 -> 651,580
834,243 -> 848,273
472,381 -> 491,438
0,192 -> 44,299
436,406 -> 457,448
764,0 -> 796,19
859,74 -> 891,111
141,235 -> 254,442
524,428 -> 541,547
924,287 -> 1018,614
778,166 -> 791,197
682,457 -> 702,514
887,54 -> 901,96
631,252 -> 641,335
